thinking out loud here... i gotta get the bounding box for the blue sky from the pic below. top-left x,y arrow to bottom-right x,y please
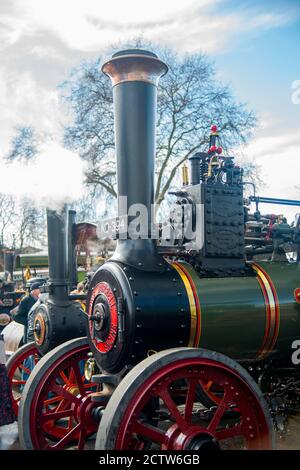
214,1 -> 300,130
0,0 -> 299,219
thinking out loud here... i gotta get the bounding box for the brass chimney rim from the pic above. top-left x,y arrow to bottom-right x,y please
102,49 -> 168,87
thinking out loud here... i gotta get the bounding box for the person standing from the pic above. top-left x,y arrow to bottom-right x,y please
13,283 -> 41,344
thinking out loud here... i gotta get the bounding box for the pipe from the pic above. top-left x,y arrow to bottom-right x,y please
102,49 -> 168,270
250,196 -> 300,207
189,153 -> 206,185
68,210 -> 78,290
46,207 -> 69,303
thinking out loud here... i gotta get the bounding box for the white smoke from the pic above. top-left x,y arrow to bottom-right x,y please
0,141 -> 85,210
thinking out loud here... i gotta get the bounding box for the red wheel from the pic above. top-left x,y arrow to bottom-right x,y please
96,348 -> 275,450
18,337 -> 107,450
6,342 -> 40,416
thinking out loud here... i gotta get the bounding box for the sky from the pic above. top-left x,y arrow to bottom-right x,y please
0,0 -> 299,220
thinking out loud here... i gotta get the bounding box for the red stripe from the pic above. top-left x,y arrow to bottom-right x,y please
175,262 -> 201,347
256,276 -> 271,359
253,263 -> 280,356
260,269 -> 279,353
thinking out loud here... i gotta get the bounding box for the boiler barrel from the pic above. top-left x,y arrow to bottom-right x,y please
87,259 -> 300,372
173,261 -> 300,362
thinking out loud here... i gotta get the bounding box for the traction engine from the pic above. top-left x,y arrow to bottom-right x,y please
17,49 -> 300,451
6,208 -> 87,415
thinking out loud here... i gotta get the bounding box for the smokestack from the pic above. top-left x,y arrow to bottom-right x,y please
46,207 -> 69,303
67,210 -> 77,290
102,49 -> 168,270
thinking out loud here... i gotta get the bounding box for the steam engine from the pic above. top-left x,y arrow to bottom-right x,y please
87,50 -> 300,373
17,48 -> 300,451
32,208 -> 87,355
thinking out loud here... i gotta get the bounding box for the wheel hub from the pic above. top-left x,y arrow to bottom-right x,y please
33,312 -> 46,346
165,423 -> 220,450
67,385 -> 80,396
74,395 -> 99,429
187,434 -> 220,451
92,303 -> 108,333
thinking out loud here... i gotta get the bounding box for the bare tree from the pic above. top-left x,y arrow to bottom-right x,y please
6,126 -> 38,163
61,43 -> 257,205
15,199 -> 46,251
0,194 -> 16,247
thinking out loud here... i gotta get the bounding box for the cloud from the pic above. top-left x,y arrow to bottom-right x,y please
244,128 -> 300,222
0,0 -> 298,54
0,141 -> 85,209
0,66 -> 67,155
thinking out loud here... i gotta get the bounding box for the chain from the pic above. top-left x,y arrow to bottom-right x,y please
264,376 -> 300,433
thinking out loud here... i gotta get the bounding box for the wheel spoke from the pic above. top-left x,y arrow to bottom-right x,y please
19,364 -> 31,375
40,408 -> 74,424
71,363 -> 86,396
52,423 -> 81,449
12,380 -> 26,385
215,424 -> 243,440
208,395 -> 231,433
134,420 -> 168,445
68,368 -> 75,383
51,383 -> 82,406
59,371 -> 71,385
159,389 -> 189,432
44,395 -> 64,406
78,428 -> 87,450
206,380 -> 213,392
67,416 -> 74,432
34,354 -> 40,365
83,383 -> 96,389
184,378 -> 198,422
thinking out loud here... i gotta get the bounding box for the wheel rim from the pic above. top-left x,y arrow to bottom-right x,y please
28,343 -> 101,450
7,343 -> 40,416
112,357 -> 272,450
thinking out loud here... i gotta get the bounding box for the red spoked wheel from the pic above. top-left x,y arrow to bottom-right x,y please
6,342 -> 40,416
96,348 -> 275,450
18,337 -> 107,450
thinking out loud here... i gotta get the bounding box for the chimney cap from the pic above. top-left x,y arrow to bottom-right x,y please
112,49 -> 158,59
102,48 -> 168,86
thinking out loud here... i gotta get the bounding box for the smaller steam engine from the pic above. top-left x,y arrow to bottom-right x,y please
14,49 -> 300,452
